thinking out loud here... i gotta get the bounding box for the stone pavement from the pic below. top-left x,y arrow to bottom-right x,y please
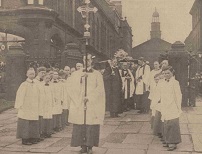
1,99 -> 202,154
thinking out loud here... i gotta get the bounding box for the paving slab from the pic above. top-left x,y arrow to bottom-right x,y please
123,134 -> 154,144
147,150 -> 190,154
139,122 -> 153,134
1,147 -> 31,152
51,137 -> 71,147
0,127 -> 17,137
192,107 -> 202,115
7,138 -> 61,149
104,121 -> 121,126
180,124 -> 190,135
0,151 -> 45,154
100,125 -> 118,139
58,146 -> 107,154
0,114 -> 16,121
3,109 -> 17,114
104,116 -> 125,122
191,134 -> 202,152
179,113 -> 189,124
105,148 -> 145,154
121,114 -> 150,122
175,135 -> 193,152
113,122 -> 143,134
188,124 -> 202,134
151,136 -> 163,144
0,136 -> 19,147
102,142 -> 148,150
30,147 -> 63,153
187,114 -> 202,124
103,133 -> 127,143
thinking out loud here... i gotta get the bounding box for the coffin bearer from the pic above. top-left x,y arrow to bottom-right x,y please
119,59 -> 135,112
67,54 -> 105,154
15,69 -> 40,145
135,57 -> 151,113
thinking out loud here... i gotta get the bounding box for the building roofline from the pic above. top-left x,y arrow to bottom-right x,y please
132,38 -> 172,50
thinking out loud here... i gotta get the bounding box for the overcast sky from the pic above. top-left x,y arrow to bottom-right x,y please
121,0 -> 195,47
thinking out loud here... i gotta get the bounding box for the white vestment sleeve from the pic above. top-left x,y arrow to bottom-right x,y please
142,65 -> 151,86
14,82 -> 27,109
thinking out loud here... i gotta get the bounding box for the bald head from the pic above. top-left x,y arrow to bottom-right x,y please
76,63 -> 83,70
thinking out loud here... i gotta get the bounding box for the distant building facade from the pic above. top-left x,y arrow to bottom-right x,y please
132,9 -> 171,66
185,0 -> 202,77
0,0 -> 132,68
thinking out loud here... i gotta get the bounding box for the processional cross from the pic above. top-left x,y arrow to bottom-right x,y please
77,0 -> 98,144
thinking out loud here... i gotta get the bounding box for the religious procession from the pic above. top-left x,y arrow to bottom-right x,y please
14,47 -> 182,153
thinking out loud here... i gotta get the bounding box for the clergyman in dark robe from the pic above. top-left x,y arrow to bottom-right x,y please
103,59 -> 123,118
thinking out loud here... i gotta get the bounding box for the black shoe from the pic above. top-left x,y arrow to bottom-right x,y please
163,144 -> 169,147
88,149 -> 93,154
88,147 -> 93,154
80,146 -> 87,153
44,134 -> 52,138
30,138 -> 38,144
22,139 -> 32,145
167,146 -> 177,151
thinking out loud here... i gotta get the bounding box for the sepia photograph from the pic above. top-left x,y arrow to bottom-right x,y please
0,0 -> 200,154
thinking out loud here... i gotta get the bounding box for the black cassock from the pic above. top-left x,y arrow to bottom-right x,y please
103,66 -> 123,114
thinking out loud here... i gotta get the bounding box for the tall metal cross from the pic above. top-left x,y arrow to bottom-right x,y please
77,0 -> 98,46
77,0 -> 98,146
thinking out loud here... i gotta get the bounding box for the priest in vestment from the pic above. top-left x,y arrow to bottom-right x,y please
135,57 -> 151,113
119,60 -> 135,112
67,54 -> 105,154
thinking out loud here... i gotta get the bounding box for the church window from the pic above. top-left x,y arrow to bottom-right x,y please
38,0 -> 44,5
27,0 -> 34,4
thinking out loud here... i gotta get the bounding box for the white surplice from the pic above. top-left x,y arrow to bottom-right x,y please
15,78 -> 40,120
67,69 -> 105,125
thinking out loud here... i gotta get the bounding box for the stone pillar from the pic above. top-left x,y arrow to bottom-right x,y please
61,43 -> 82,68
5,43 -> 26,101
168,41 -> 189,107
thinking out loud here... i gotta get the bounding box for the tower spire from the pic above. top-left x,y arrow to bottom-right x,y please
150,8 -> 161,39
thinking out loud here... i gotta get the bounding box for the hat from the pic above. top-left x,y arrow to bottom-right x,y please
138,57 -> 145,62
118,59 -> 128,63
53,71 -> 59,75
37,67 -> 46,73
58,70 -> 65,76
129,59 -> 138,64
162,65 -> 173,72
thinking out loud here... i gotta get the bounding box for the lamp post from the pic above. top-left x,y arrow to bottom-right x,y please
77,0 -> 98,145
